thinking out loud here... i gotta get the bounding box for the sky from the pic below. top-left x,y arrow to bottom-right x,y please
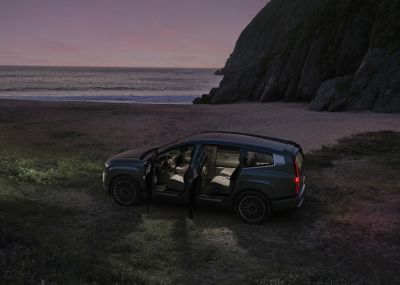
0,0 -> 269,68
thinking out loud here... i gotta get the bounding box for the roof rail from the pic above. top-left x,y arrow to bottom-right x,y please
202,131 -> 300,148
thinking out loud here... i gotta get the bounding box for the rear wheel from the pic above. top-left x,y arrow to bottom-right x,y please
235,191 -> 271,224
111,176 -> 142,206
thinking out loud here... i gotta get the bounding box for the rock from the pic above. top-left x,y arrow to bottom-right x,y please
214,69 -> 223,75
209,87 -> 219,97
193,94 -> 212,104
193,87 -> 222,104
310,76 -> 353,111
360,49 -> 400,112
211,84 -> 241,104
311,49 -> 400,112
206,0 -> 400,112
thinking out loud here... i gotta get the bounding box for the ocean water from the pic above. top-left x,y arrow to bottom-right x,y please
0,66 -> 221,104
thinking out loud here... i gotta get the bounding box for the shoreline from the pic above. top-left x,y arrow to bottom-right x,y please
0,97 -> 196,105
1,98 -> 399,153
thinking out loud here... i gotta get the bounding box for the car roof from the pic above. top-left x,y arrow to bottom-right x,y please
162,131 -> 299,153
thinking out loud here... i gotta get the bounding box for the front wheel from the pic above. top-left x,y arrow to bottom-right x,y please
235,191 -> 271,224
111,176 -> 142,206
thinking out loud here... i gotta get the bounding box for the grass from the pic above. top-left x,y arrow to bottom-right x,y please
306,131 -> 400,168
0,154 -> 102,186
1,130 -> 400,284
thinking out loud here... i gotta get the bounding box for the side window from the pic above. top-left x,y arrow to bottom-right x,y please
174,146 -> 194,165
156,145 -> 194,167
245,151 -> 274,167
201,145 -> 241,180
154,145 -> 194,187
216,147 -> 241,168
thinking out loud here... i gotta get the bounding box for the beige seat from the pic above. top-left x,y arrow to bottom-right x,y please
219,167 -> 235,177
167,174 -> 184,191
175,165 -> 189,176
210,175 -> 230,188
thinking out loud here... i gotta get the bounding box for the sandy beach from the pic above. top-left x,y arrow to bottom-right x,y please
1,99 -> 399,153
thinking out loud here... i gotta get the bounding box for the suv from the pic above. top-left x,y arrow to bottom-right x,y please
103,131 -> 305,224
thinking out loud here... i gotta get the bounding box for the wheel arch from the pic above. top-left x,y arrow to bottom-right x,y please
106,165 -> 145,191
232,188 -> 271,205
109,173 -> 144,195
232,183 -> 274,206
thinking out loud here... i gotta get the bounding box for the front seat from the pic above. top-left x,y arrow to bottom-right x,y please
167,174 -> 184,192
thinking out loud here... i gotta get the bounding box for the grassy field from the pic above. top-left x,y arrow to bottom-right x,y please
1,127 -> 400,284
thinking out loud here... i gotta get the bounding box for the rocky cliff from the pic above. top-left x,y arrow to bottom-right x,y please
196,0 -> 400,112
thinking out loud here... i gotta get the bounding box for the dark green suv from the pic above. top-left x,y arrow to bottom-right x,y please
103,132 -> 305,224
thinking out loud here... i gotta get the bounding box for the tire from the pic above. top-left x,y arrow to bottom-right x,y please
235,190 -> 271,224
111,176 -> 142,206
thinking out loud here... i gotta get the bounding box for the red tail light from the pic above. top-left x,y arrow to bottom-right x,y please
294,159 -> 300,195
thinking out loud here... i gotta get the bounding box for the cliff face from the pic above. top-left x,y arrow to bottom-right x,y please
203,0 -> 400,112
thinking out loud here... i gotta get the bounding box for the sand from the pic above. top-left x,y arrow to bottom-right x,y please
0,99 -> 399,152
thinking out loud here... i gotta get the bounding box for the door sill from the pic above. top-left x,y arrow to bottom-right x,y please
155,190 -> 180,197
198,194 -> 225,202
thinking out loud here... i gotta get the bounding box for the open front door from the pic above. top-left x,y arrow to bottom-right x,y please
144,151 -> 156,214
184,147 -> 208,219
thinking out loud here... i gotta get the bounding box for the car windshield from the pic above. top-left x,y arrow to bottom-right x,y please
140,147 -> 158,160
140,137 -> 188,161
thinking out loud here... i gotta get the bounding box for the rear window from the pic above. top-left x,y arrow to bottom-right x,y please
246,151 -> 274,167
295,151 -> 304,171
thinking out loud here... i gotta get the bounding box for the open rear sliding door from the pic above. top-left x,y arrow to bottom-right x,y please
185,145 -> 208,219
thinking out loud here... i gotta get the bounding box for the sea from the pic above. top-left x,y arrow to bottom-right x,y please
0,65 -> 222,104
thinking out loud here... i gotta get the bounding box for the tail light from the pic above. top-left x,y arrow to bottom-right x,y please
293,158 -> 300,195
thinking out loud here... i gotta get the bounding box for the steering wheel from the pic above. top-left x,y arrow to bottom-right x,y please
167,157 -> 176,169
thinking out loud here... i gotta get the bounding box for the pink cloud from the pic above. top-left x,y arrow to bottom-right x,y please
0,0 -> 269,67
24,33 -> 80,53
42,40 -> 80,53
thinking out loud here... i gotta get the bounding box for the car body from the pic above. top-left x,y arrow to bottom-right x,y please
103,131 -> 305,224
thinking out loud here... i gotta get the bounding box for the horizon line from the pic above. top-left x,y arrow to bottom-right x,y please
0,64 -> 222,70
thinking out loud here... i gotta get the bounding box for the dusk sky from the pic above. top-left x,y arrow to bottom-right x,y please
0,0 -> 269,68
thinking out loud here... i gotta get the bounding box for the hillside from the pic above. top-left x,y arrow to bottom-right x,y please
196,0 -> 400,112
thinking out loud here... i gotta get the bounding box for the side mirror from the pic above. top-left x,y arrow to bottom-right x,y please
145,162 -> 152,175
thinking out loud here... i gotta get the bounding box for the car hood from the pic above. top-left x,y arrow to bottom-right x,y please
112,148 -> 149,159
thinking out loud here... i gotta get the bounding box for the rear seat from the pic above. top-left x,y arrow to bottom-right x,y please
168,167 -> 236,193
219,167 -> 235,177
210,175 -> 230,188
209,167 -> 236,189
